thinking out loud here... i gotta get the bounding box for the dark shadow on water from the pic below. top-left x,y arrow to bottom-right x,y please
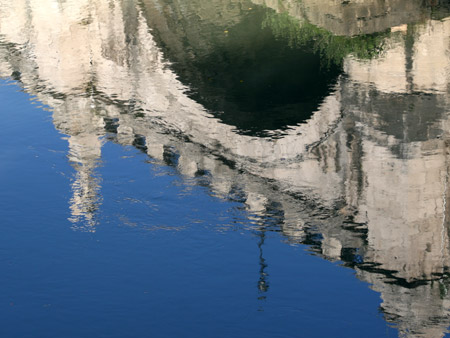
143,4 -> 342,136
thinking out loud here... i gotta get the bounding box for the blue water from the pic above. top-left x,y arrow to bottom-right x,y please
0,81 -> 395,337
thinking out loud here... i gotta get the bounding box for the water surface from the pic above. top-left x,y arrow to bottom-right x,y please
1,0 -> 450,337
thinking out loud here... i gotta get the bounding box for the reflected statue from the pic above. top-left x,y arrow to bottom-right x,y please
1,0 -> 450,336
55,96 -> 106,231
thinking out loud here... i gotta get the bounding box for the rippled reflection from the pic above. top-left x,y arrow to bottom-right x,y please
1,0 -> 450,336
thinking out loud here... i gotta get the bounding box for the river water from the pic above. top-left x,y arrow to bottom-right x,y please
1,0 -> 450,337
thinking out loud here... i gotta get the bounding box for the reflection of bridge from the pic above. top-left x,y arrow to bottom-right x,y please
1,0 -> 450,336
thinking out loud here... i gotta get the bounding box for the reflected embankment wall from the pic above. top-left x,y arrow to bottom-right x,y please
252,0 -> 442,36
1,0 -> 450,336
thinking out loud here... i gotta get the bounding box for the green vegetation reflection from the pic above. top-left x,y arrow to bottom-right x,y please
144,1 -> 388,136
263,11 -> 388,66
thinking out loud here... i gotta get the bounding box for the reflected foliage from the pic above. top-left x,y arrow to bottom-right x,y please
145,4 -> 341,136
263,11 -> 388,66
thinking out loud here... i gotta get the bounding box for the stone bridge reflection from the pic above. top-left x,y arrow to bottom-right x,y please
1,0 -> 450,336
